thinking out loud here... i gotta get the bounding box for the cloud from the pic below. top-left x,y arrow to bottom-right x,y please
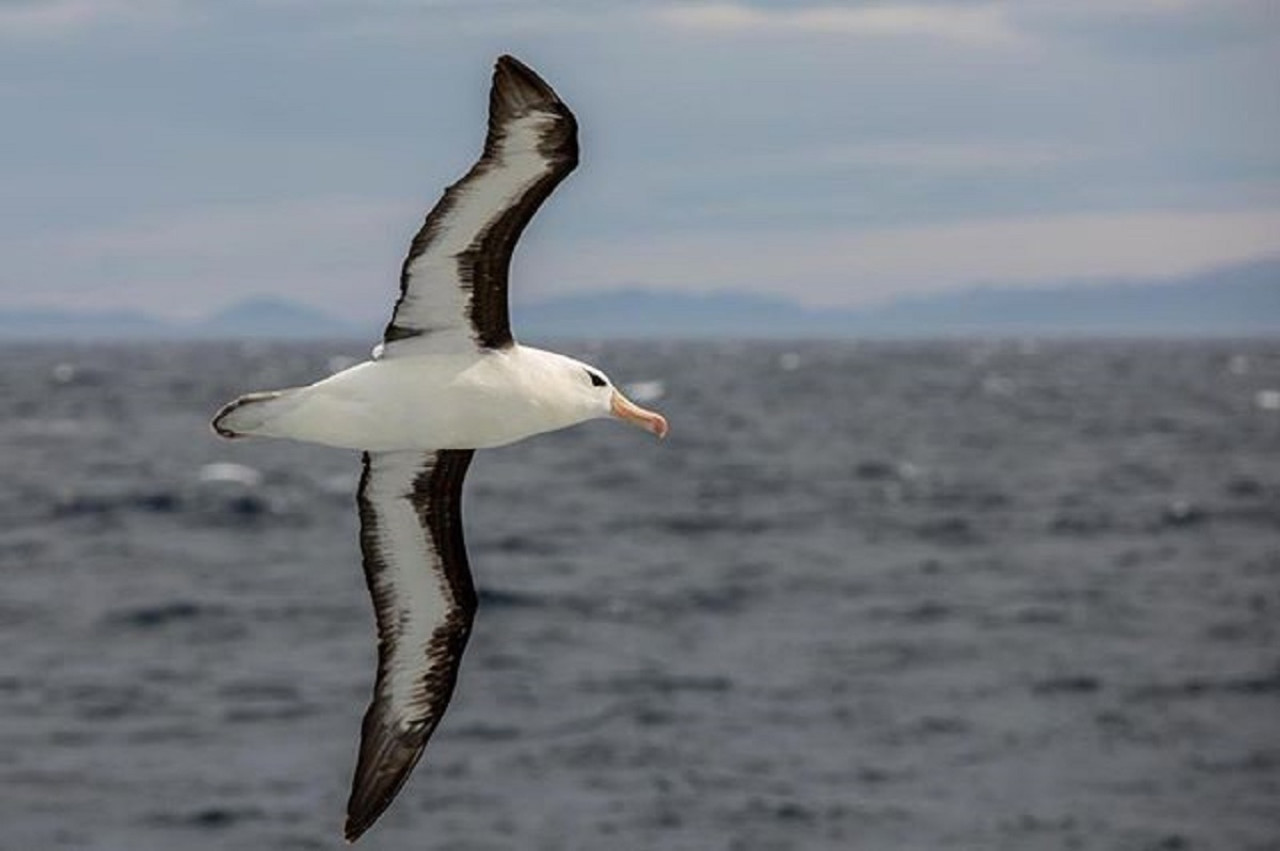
654,2 -> 1022,45
526,208 -> 1280,306
2,197 -> 416,318
0,0 -> 178,37
1018,0 -> 1273,16
0,0 -> 1274,319
652,0 -> 1279,56
1013,0 -> 1280,54
28,201 -> 1280,318
64,197 -> 400,259
665,141 -> 1094,182
813,141 -> 1091,171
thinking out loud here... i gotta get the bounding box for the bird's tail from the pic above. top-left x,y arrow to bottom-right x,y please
211,389 -> 300,439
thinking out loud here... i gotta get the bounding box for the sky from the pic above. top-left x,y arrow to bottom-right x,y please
1,0 -> 1278,320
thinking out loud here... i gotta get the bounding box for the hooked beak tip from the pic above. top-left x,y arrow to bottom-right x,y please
611,391 -> 669,439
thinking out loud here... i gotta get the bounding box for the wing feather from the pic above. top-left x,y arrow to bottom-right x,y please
379,55 -> 578,357
345,449 -> 476,842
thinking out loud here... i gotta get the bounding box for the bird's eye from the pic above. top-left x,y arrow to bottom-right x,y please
585,370 -> 607,388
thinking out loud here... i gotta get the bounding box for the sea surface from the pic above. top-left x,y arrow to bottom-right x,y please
1,339 -> 1278,851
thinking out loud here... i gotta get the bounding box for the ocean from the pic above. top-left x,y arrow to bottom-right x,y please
1,339 -> 1277,850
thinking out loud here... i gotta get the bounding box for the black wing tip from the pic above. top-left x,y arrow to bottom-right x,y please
343,733 -> 423,844
495,54 -> 558,96
344,809 -> 377,843
491,54 -> 566,117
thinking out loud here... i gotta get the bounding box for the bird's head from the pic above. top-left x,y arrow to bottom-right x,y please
550,355 -> 668,438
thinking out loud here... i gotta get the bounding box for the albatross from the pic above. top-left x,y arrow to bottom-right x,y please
211,55 -> 668,842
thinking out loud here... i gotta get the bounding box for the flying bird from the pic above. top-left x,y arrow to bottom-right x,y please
211,55 -> 668,842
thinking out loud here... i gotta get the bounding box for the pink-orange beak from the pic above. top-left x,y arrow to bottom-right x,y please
610,390 -> 669,438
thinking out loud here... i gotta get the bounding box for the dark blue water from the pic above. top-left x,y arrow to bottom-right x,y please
1,340 -> 1278,850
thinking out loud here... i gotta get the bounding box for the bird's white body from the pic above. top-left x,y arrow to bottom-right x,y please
220,345 -> 608,452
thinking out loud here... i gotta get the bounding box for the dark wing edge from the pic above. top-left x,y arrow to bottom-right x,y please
381,54 -> 580,354
344,449 -> 477,843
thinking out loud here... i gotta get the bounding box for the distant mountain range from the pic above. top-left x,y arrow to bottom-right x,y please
2,257 -> 1277,340
0,297 -> 360,341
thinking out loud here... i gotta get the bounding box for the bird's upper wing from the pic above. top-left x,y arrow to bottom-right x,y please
377,55 -> 579,358
345,449 -> 477,842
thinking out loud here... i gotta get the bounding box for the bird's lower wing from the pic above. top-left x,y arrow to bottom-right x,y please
346,449 -> 476,842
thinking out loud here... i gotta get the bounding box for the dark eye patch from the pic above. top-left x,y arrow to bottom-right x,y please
586,370 -> 607,388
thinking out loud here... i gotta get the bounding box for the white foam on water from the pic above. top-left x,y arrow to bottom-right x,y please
982,375 -> 1017,397
197,462 -> 263,488
320,472 -> 359,496
623,380 -> 665,403
51,363 -> 77,384
896,461 -> 924,481
1255,389 -> 1280,411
